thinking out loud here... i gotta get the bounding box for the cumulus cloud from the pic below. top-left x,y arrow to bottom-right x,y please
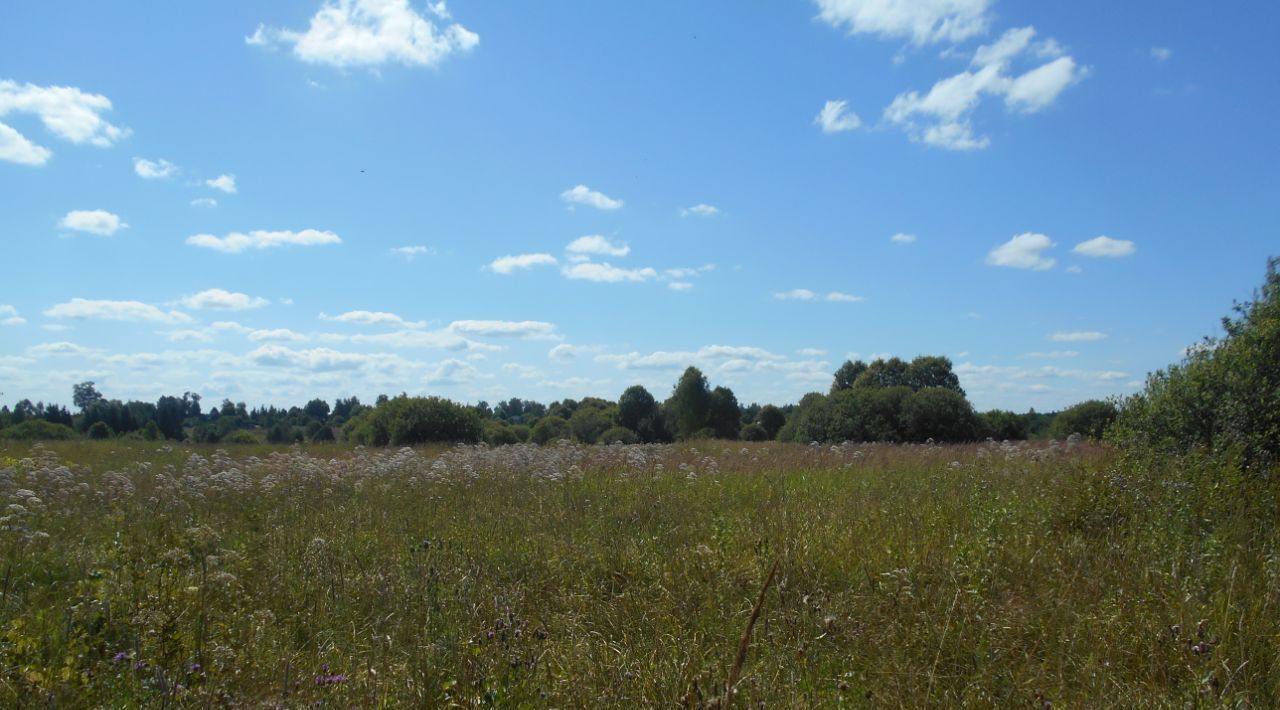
59,209 -> 126,236
680,203 -> 720,217
0,80 -> 129,165
561,262 -> 657,283
814,0 -> 992,45
186,229 -> 341,253
1073,235 -> 1136,258
883,26 -> 1085,150
986,232 -> 1056,270
179,288 -> 270,311
447,320 -> 557,339
891,232 -> 917,244
44,298 -> 192,324
206,174 -> 237,193
320,310 -> 426,328
0,304 -> 26,326
566,235 -> 629,257
426,358 -> 489,385
597,345 -> 788,371
548,343 -> 601,361
814,99 -> 862,133
489,253 -> 557,274
247,0 -> 479,69
391,245 -> 433,260
561,184 -> 623,210
1049,330 -> 1107,342
133,157 -> 177,179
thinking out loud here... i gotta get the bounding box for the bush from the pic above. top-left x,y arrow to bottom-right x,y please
981,410 -> 1028,440
598,426 -> 639,445
1113,258 -> 1280,472
344,396 -> 483,446
142,420 -> 161,441
0,420 -> 78,440
740,422 -> 768,441
509,424 -> 531,443
569,406 -> 612,444
222,430 -> 259,445
1051,400 -> 1117,440
900,388 -> 982,443
529,416 -> 571,445
87,421 -> 113,440
484,421 -> 521,446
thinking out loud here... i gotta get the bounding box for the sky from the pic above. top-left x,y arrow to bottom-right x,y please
1,0 -> 1277,413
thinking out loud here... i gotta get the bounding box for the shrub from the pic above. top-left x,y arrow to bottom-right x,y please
740,422 -> 768,441
1051,400 -> 1117,440
484,421 -> 521,446
598,426 -> 639,445
87,421 -> 113,440
529,415 -> 571,445
344,396 -> 483,446
0,420 -> 78,440
981,410 -> 1029,440
900,388 -> 982,443
222,430 -> 259,445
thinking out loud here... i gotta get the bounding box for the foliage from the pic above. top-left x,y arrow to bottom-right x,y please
830,360 -> 867,393
756,405 -> 786,440
981,409 -> 1029,441
900,388 -> 982,442
1051,400 -> 1118,440
1113,258 -> 1280,472
598,426 -> 639,445
222,430 -> 259,445
666,367 -> 712,440
86,421 -> 113,440
529,415 -> 571,445
708,386 -> 741,440
616,386 -> 669,443
569,404 -> 613,444
343,396 -> 483,446
0,420 -> 78,440
739,422 -> 768,441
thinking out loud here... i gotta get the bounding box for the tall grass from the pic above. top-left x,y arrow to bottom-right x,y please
0,439 -> 1275,705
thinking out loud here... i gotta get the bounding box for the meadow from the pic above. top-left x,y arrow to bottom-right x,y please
2,438 -> 1276,706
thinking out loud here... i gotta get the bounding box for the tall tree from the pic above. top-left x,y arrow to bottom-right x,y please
708,386 -> 741,439
830,360 -> 868,393
72,381 -> 103,412
667,367 -> 711,439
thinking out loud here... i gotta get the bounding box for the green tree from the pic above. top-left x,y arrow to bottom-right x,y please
667,367 -> 711,440
86,421 -> 113,440
569,405 -> 612,444
529,415 -> 571,445
853,357 -> 910,389
905,356 -> 964,395
830,360 -> 868,393
708,386 -> 741,439
900,388 -> 982,442
981,410 -> 1029,440
757,404 -> 786,440
1052,400 -> 1118,440
303,398 -> 331,422
618,385 -> 668,442
598,426 -> 639,444
72,381 -> 104,412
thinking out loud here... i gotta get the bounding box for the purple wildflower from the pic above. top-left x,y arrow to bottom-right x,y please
112,651 -> 129,663
315,674 -> 349,685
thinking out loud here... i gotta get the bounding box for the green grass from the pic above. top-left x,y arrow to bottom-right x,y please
0,439 -> 1276,706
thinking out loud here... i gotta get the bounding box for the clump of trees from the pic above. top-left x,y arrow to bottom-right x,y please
1112,257 -> 1280,472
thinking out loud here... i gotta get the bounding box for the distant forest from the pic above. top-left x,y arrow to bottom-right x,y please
0,355 -> 1116,446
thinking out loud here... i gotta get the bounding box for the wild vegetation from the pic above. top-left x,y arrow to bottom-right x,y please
0,259 -> 1276,705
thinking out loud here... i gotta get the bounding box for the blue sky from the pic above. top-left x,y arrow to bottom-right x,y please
1,0 -> 1276,412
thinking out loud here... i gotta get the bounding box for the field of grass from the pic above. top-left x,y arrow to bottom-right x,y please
1,439 -> 1277,706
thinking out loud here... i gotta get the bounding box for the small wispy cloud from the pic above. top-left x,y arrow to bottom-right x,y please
1049,330 -> 1107,342
206,174 -> 237,193
133,157 -> 178,179
815,99 -> 862,133
891,232 -> 917,244
680,203 -> 720,217
391,245 -> 434,260
1072,235 -> 1136,258
987,233 -> 1056,270
566,235 -> 629,257
560,184 -> 622,210
489,253 -> 557,274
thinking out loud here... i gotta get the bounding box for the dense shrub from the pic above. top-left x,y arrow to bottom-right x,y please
344,396 -> 483,446
222,430 -> 259,445
981,410 -> 1029,440
900,388 -> 982,443
1113,257 -> 1280,471
0,420 -> 78,440
87,421 -> 113,440
529,415 -> 571,445
598,426 -> 639,445
1050,400 -> 1117,440
739,422 -> 768,441
484,421 -> 521,446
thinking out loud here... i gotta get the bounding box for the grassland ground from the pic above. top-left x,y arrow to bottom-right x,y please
0,439 -> 1276,706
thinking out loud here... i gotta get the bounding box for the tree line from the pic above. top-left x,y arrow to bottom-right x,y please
0,355 -> 1115,446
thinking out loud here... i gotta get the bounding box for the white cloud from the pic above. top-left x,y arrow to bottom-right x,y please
891,232 -> 917,244
1049,330 -> 1107,342
179,288 -> 270,311
825,291 -> 864,302
1072,235 -> 1136,258
883,26 -> 1086,150
206,174 -> 237,193
1066,264 -> 1082,274
166,329 -> 215,343
680,203 -> 720,217
798,348 -> 828,357
59,209 -> 126,236
775,289 -> 861,302
26,341 -> 100,357
668,282 -> 694,291
815,99 -> 862,133
489,253 -> 557,274
1151,47 -> 1173,62
248,345 -> 380,372
548,343 -> 602,361
133,157 -> 177,179
247,0 -> 479,69
0,80 -> 129,165
0,122 -> 52,165
391,245 -> 433,260
598,345 -> 787,372
426,358 -> 490,386
190,197 -> 218,208
566,235 -> 630,257
561,262 -> 657,283
774,289 -> 817,300
186,229 -> 341,253
0,304 -> 26,326
814,0 -> 992,45
447,320 -> 557,339
44,298 -> 192,324
664,264 -> 716,279
986,232 -> 1056,270
1023,350 -> 1079,359
248,328 -> 310,343
560,184 -> 623,210
320,310 -> 426,328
